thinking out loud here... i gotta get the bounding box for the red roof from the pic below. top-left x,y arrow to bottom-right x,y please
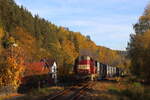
24,62 -> 50,76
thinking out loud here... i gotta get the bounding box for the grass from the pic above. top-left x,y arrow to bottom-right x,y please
0,98 -> 3,100
0,86 -> 64,100
23,86 -> 64,100
120,82 -> 150,100
107,81 -> 150,100
0,93 -> 23,100
108,85 -> 120,94
28,86 -> 63,96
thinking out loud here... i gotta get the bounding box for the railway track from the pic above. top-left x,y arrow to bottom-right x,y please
47,81 -> 94,100
69,82 -> 94,100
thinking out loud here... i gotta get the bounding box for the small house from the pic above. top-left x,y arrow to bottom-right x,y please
22,58 -> 57,88
41,58 -> 57,84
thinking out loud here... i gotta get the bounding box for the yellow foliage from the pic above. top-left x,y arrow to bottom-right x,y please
61,40 -> 78,64
0,28 -> 4,54
11,27 -> 43,60
0,28 -> 4,39
140,15 -> 150,21
0,47 -> 25,89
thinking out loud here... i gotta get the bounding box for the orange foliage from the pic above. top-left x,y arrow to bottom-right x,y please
0,46 -> 25,88
11,27 -> 42,60
61,40 -> 78,64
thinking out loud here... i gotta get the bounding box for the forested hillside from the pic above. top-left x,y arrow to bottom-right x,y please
0,0 -> 129,88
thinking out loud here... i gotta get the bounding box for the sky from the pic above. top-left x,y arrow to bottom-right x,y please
15,0 -> 150,50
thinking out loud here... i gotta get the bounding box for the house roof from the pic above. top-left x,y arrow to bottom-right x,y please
46,59 -> 55,66
40,58 -> 56,67
24,62 -> 49,77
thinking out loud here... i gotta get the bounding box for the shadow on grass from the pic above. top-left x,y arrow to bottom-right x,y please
97,79 -> 118,83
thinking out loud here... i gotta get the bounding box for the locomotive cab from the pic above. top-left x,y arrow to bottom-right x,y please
74,56 -> 97,81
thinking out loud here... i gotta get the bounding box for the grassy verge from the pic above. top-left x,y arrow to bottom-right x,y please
0,86 -> 64,100
107,82 -> 150,100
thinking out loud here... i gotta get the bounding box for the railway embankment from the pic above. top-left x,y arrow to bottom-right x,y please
1,78 -> 150,100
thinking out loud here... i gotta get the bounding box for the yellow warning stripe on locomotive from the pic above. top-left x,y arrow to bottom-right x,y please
78,65 -> 90,70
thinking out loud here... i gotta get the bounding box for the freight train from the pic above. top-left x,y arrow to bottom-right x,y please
74,55 -> 123,81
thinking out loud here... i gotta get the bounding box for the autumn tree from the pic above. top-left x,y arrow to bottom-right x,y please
49,39 -> 78,76
61,40 -> 78,75
0,45 -> 25,89
127,3 -> 150,82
